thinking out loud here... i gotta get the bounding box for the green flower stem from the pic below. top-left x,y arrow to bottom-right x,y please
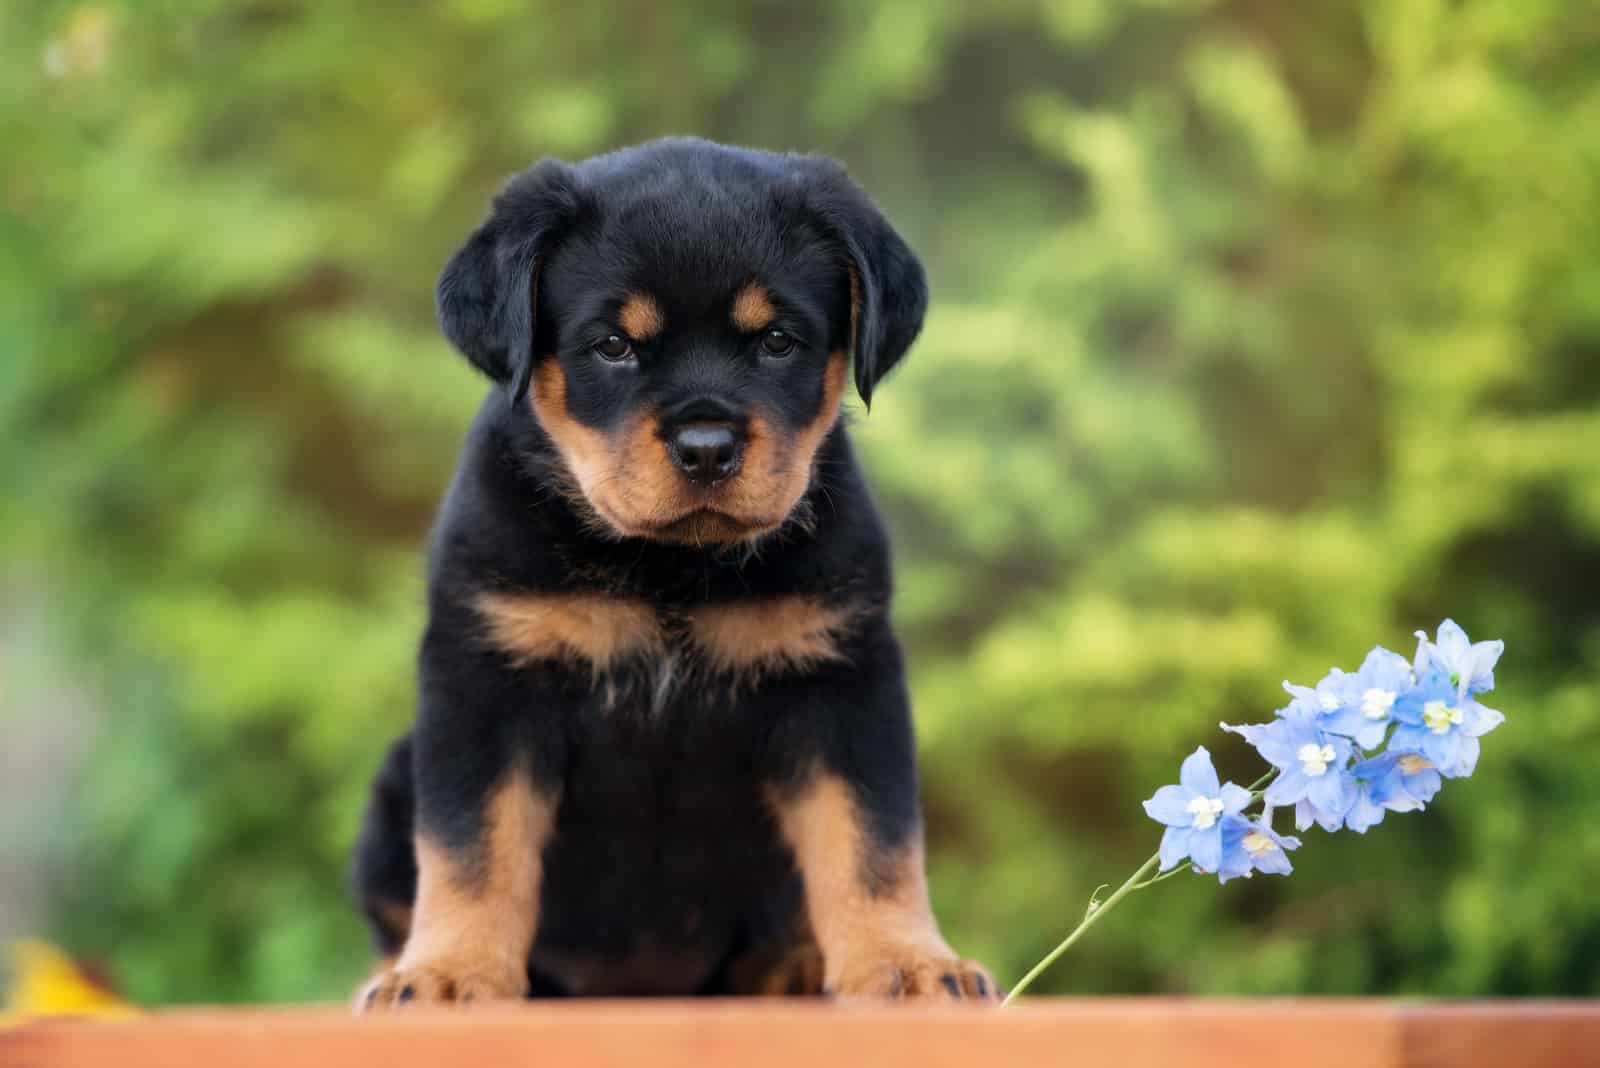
1001,850 -> 1159,1006
1003,768 -> 1283,1005
1129,863 -> 1192,890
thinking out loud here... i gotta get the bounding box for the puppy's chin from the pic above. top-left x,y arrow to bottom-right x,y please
588,497 -> 794,547
636,508 -> 783,547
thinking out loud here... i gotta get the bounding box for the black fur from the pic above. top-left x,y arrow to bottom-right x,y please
352,138 -> 932,996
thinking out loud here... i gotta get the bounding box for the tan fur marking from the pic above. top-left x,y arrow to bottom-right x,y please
531,359 -> 614,511
618,292 -> 664,341
688,595 -> 859,679
727,351 -> 847,525
731,282 -> 777,332
477,590 -> 663,672
361,773 -> 555,1010
771,774 -> 996,999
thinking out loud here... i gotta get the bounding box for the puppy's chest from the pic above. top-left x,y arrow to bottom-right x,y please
474,588 -> 862,713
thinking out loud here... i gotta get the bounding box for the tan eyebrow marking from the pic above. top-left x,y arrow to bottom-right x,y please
731,282 -> 777,332
618,293 -> 664,341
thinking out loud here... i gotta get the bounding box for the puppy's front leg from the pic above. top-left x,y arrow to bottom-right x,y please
362,622 -> 561,1010
766,624 -> 998,1001
362,772 -> 553,1008
773,773 -> 995,1000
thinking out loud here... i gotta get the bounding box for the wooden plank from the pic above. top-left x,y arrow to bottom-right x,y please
1400,1002 -> 1600,1068
3,999 -> 1594,1068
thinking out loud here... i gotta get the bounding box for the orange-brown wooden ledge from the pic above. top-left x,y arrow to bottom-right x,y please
5,999 -> 1597,1068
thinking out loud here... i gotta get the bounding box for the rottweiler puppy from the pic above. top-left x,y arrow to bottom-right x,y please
353,138 -> 997,1005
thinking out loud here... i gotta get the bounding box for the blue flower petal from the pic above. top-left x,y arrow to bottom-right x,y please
1158,826 -> 1192,872
1447,734 -> 1482,778
1255,847 -> 1294,876
1219,782 -> 1252,815
1306,768 -> 1350,814
1421,728 -> 1460,771
1179,746 -> 1221,797
1293,799 -> 1316,831
1265,770 -> 1307,807
1404,764 -> 1443,803
1464,639 -> 1504,695
1388,723 -> 1429,753
1144,784 -> 1196,827
1189,826 -> 1223,873
1462,700 -> 1505,738
1344,784 -> 1386,833
1223,720 -> 1299,768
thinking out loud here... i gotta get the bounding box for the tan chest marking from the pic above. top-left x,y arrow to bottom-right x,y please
476,591 -> 664,672
685,595 -> 860,679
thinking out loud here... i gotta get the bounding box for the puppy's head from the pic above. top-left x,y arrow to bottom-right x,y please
436,139 -> 926,546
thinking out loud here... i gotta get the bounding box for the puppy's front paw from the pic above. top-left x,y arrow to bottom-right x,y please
832,947 -> 999,1002
360,957 -> 527,1011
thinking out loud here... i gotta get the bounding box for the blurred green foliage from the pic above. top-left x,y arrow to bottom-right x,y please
3,0 -> 1598,1003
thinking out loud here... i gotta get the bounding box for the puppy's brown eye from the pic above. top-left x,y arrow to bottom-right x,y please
593,335 -> 633,362
760,329 -> 796,357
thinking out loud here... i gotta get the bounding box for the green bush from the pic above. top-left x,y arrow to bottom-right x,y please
3,0 -> 1596,1002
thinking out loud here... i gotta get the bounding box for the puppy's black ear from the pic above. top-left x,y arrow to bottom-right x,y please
436,159 -> 583,407
803,160 -> 928,408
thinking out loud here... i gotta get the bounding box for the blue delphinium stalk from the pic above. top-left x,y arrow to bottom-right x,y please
1002,620 -> 1504,1006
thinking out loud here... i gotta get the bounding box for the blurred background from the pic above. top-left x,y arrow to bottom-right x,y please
3,0 -> 1598,1005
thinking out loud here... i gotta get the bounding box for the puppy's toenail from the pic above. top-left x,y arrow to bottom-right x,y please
398,985 -> 414,1003
940,975 -> 961,997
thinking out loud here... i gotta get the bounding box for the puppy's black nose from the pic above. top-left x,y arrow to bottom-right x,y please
668,422 -> 744,484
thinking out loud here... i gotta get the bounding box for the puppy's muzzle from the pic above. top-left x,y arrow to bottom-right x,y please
667,422 -> 745,485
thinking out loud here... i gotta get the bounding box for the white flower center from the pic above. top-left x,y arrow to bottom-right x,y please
1397,754 -> 1434,775
1422,700 -> 1464,735
1186,795 -> 1225,830
1242,830 -> 1277,856
1319,692 -> 1341,711
1361,687 -> 1396,720
1297,743 -> 1337,776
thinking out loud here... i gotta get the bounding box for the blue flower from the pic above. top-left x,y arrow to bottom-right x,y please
1280,673 -> 1348,724
1143,747 -> 1252,873
1222,715 -> 1355,831
1389,668 -> 1503,778
1317,646 -> 1415,751
1342,751 -> 1443,832
1216,815 -> 1300,883
1415,619 -> 1503,699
